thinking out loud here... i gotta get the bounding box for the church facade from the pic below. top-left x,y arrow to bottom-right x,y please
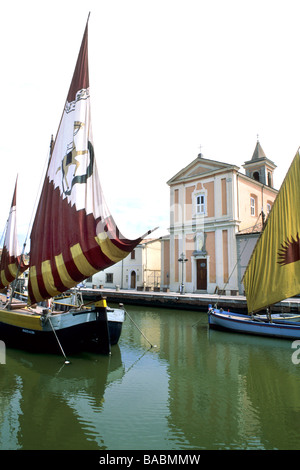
163,140 -> 278,294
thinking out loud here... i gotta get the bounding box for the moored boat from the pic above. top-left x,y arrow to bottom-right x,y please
208,308 -> 300,339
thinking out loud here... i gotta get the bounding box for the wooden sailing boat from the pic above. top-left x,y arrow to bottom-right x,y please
208,150 -> 300,339
0,17 -> 153,356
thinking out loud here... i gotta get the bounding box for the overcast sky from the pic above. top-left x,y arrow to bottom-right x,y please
1,0 -> 300,247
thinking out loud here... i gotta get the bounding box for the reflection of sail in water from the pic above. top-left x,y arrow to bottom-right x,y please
0,375 -> 22,450
0,347 -> 124,449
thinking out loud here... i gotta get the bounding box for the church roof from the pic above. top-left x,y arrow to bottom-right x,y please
251,140 -> 266,161
167,153 -> 239,185
243,140 -> 276,168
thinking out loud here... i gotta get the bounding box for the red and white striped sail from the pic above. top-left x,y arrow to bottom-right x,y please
0,179 -> 27,289
28,19 -> 152,304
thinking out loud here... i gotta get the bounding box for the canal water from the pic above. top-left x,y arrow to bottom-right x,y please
1,304 -> 300,450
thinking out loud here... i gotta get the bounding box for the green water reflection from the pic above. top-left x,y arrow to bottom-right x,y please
0,305 -> 300,450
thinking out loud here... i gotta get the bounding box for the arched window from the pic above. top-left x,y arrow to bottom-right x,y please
253,171 -> 260,182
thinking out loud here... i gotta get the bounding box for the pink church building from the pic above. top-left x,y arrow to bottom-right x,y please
161,140 -> 278,294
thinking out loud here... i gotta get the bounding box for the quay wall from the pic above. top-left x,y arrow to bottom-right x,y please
81,288 -> 300,314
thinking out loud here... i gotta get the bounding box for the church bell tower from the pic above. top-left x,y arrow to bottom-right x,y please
243,139 -> 276,187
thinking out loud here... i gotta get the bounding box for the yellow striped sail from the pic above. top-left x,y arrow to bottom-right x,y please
243,150 -> 300,313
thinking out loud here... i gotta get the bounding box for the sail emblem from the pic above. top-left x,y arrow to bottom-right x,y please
56,121 -> 94,196
278,233 -> 300,266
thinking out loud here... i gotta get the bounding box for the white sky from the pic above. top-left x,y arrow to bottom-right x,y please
1,0 -> 300,247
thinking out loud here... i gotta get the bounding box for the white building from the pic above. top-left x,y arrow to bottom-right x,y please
86,238 -> 161,290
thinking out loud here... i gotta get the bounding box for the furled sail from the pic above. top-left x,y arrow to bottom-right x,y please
243,150 -> 300,313
28,19 -> 152,305
0,179 -> 28,289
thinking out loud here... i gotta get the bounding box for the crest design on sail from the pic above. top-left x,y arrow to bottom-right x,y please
278,233 -> 300,266
56,121 -> 94,196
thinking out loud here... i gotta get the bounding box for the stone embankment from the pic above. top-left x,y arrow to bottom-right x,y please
81,287 -> 300,314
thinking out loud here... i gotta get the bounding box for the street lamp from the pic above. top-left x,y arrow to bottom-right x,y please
178,252 -> 188,294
